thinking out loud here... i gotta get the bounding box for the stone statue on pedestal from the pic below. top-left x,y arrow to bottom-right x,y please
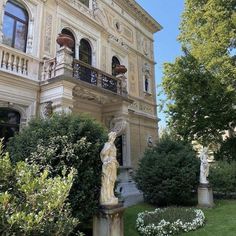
199,147 -> 209,185
100,132 -> 119,205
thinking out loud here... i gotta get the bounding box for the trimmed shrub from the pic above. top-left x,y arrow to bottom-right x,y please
209,161 -> 236,198
135,137 -> 200,206
0,141 -> 79,235
136,207 -> 205,236
7,114 -> 107,221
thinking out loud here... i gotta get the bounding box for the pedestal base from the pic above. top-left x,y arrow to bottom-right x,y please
93,204 -> 125,236
198,184 -> 214,208
117,167 -> 143,207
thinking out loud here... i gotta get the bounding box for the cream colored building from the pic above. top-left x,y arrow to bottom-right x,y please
0,0 -> 161,204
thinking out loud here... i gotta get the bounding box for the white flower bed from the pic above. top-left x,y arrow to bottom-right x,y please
136,208 -> 205,236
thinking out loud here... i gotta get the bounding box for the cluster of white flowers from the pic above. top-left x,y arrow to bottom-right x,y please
136,208 -> 205,236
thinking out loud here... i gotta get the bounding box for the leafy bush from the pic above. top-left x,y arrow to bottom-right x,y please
7,114 -> 107,221
136,207 -> 205,236
209,161 -> 236,198
0,141 -> 79,235
214,137 -> 236,162
135,137 -> 200,206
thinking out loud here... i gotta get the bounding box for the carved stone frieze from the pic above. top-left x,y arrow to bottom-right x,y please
73,86 -> 117,104
128,101 -> 139,111
108,34 -> 128,51
139,102 -> 153,114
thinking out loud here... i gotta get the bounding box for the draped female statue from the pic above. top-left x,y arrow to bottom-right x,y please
199,147 -> 209,184
100,132 -> 119,205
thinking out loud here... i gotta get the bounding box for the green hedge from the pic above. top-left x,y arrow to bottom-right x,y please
7,114 -> 107,222
135,137 -> 200,206
209,161 -> 236,198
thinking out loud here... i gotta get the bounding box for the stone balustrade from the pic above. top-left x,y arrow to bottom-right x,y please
0,44 -> 40,81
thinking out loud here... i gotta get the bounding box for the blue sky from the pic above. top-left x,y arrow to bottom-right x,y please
135,0 -> 185,128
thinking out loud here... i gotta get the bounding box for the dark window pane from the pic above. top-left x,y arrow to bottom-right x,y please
2,14 -> 14,47
15,21 -> 27,51
79,0 -> 89,7
0,109 -> 20,124
79,39 -> 92,65
0,108 -> 20,145
5,1 -> 28,21
112,56 -> 120,76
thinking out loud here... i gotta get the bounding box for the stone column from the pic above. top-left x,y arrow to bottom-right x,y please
93,204 -> 125,236
55,46 -> 73,78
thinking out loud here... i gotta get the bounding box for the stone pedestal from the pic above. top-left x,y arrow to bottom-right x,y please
117,167 -> 143,207
198,184 -> 214,208
93,204 -> 125,236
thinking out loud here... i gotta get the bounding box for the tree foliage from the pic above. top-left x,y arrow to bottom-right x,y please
135,136 -> 200,206
162,0 -> 236,145
0,141 -> 79,235
7,114 -> 107,222
163,50 -> 236,145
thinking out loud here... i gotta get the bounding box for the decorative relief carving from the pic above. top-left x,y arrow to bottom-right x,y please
122,26 -> 133,43
73,86 -> 117,104
110,116 -> 127,136
44,13 -> 53,54
93,0 -> 108,28
108,34 -> 128,51
142,38 -> 149,56
101,46 -> 107,71
139,102 -> 153,114
129,62 -> 135,73
40,101 -> 53,118
66,0 -> 93,18
136,31 -> 152,58
128,101 -> 139,111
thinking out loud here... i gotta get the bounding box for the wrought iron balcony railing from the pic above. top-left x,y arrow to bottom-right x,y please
41,54 -> 127,97
73,59 -> 122,94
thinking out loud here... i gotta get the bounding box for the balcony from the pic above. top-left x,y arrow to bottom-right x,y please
0,44 -> 40,81
41,47 -> 127,97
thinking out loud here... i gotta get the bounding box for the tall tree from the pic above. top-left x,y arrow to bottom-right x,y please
163,0 -> 236,145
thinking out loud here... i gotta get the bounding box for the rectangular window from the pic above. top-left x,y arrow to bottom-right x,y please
79,0 -> 89,8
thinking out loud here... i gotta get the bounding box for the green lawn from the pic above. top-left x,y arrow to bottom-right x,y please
124,200 -> 236,236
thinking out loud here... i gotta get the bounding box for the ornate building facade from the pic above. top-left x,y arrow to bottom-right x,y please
0,0 -> 161,204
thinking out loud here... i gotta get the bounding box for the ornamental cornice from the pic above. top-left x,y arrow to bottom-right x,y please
113,0 -> 162,33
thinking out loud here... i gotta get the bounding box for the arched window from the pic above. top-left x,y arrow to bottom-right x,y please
61,28 -> 76,58
112,56 -> 120,76
79,39 -> 92,65
2,0 -> 29,52
0,108 -> 20,145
